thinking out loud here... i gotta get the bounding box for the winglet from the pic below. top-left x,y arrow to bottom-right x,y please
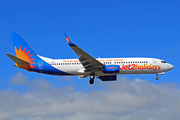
64,33 -> 76,46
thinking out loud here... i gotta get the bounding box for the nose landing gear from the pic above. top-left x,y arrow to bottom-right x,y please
89,72 -> 95,84
156,76 -> 159,80
156,72 -> 165,80
156,74 -> 159,80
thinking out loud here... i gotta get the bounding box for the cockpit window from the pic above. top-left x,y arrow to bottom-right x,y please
161,61 -> 166,63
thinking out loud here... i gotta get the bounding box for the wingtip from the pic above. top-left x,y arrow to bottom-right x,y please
64,33 -> 75,46
65,33 -> 70,44
64,33 -> 68,37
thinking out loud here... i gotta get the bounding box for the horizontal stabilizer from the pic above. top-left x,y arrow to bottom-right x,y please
6,53 -> 29,65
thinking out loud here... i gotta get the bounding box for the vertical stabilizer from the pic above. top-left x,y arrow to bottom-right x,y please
10,32 -> 38,70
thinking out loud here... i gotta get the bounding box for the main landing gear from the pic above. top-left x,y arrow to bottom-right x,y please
89,72 -> 95,84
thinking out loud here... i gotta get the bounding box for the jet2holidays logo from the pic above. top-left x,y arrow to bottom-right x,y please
120,64 -> 161,71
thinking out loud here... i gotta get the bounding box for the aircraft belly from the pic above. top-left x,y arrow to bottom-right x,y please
53,65 -> 83,75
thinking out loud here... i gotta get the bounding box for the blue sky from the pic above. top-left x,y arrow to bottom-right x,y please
0,0 -> 180,119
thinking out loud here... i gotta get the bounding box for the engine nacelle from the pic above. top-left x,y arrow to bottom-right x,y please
103,65 -> 120,73
98,75 -> 117,81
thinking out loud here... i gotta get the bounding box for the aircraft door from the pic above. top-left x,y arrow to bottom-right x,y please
151,60 -> 157,73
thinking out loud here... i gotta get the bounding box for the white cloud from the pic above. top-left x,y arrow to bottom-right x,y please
9,72 -> 28,85
0,72 -> 180,120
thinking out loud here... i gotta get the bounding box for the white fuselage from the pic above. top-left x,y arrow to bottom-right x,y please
39,56 -> 174,76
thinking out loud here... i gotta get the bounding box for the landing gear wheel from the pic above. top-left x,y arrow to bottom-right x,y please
89,72 -> 95,84
90,75 -> 94,79
156,76 -> 159,80
89,79 -> 94,84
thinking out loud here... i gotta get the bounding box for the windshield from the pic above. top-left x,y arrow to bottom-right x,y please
161,61 -> 166,63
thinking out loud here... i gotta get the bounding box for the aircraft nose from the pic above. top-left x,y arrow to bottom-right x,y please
168,64 -> 174,70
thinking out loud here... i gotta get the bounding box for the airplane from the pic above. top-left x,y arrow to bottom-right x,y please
6,32 -> 174,84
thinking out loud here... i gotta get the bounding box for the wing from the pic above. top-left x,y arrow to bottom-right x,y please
65,33 -> 103,72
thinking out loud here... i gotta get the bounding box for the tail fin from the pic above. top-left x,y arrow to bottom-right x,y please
8,33 -> 71,75
10,32 -> 38,70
